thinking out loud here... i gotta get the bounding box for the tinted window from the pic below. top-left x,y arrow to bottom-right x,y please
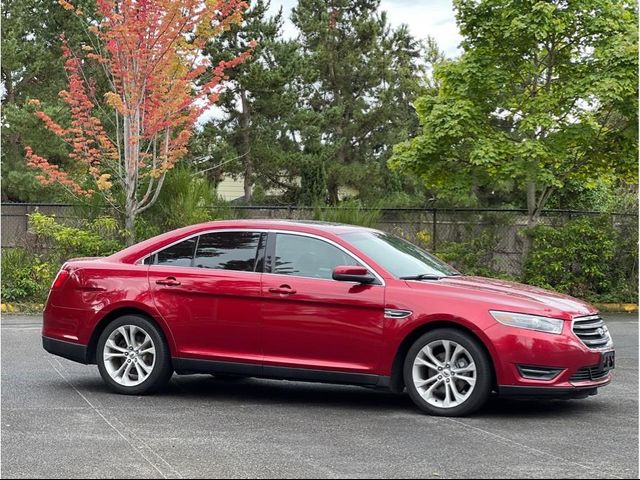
274,234 -> 360,279
340,231 -> 458,278
152,237 -> 197,267
194,232 -> 263,272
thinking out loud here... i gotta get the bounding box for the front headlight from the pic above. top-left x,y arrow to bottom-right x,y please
490,310 -> 564,335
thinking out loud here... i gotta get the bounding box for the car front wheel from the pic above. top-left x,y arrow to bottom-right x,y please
403,328 -> 492,416
97,315 -> 173,395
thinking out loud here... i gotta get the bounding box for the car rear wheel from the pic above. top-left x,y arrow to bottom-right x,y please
97,315 -> 173,395
403,328 -> 492,416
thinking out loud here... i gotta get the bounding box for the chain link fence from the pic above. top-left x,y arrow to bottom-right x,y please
221,206 -> 636,276
1,203 -> 85,250
1,203 -> 636,277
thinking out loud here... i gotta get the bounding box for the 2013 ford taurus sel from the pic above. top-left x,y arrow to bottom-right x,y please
42,220 -> 615,416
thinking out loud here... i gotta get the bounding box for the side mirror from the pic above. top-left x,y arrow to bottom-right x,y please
332,266 -> 376,284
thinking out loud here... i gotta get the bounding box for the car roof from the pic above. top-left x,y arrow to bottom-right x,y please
193,219 -> 379,235
111,219 -> 381,264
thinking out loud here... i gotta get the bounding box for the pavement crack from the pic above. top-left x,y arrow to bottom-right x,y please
47,358 -> 182,479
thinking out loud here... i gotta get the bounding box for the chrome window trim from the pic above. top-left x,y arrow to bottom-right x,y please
136,228 -> 268,267
136,228 -> 386,286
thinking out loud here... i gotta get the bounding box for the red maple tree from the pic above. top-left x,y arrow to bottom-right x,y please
26,0 -> 254,243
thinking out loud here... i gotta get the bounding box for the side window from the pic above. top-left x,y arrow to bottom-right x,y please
150,237 -> 197,267
273,233 -> 360,279
194,231 -> 263,272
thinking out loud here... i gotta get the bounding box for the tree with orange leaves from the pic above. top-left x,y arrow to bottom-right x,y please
26,0 -> 254,243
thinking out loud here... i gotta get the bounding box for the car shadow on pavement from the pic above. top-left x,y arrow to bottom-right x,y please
66,373 -> 589,419
177,376 -> 593,419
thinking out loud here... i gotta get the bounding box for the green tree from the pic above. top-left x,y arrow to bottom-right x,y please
292,0 -> 425,203
198,0 -> 303,204
391,0 -> 638,223
1,0 -> 96,201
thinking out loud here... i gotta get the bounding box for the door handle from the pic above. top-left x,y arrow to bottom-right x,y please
268,285 -> 297,295
156,277 -> 181,286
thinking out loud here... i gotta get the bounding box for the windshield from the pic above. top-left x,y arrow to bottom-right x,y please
340,231 -> 459,278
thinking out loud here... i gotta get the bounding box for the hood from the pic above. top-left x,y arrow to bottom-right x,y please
406,275 -> 597,319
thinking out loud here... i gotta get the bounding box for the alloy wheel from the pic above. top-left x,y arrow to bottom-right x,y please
103,325 -> 156,387
411,339 -> 477,408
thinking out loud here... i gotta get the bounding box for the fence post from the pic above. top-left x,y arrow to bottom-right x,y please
432,209 -> 437,253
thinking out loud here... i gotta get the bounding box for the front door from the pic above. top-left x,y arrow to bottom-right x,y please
261,232 -> 385,374
148,230 -> 266,364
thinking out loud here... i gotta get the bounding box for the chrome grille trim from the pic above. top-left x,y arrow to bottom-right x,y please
573,320 -> 605,330
572,315 -> 612,350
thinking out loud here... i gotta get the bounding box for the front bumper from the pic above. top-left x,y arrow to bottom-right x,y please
485,319 -> 614,394
497,384 -> 605,399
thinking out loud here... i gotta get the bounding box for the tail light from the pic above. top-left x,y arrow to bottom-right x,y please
51,269 -> 70,289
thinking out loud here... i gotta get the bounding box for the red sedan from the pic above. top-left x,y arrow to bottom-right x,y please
42,220 -> 614,416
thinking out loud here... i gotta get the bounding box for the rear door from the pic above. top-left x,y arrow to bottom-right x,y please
260,232 -> 385,374
148,230 -> 266,363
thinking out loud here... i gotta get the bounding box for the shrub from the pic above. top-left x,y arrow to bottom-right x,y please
522,216 -> 632,302
432,232 -> 513,279
412,211 -> 518,279
2,213 -> 127,304
135,216 -> 162,242
141,166 -> 233,231
313,200 -> 381,227
607,218 -> 639,303
1,248 -> 57,303
28,212 -> 125,261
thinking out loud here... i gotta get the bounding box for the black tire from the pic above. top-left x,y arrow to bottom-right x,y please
96,315 -> 173,395
403,328 -> 492,417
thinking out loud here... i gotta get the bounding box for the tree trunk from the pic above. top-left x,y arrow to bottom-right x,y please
523,175 -> 555,266
124,205 -> 136,246
239,88 -> 252,204
122,111 -> 139,246
243,159 -> 253,204
526,179 -> 538,227
327,173 -> 339,205
470,172 -> 480,206
1,68 -> 15,105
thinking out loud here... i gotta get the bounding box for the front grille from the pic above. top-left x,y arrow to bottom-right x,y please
572,315 -> 612,349
570,365 -> 610,382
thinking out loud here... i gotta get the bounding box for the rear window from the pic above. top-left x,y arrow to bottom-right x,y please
145,231 -> 264,272
146,238 -> 196,267
194,232 -> 263,272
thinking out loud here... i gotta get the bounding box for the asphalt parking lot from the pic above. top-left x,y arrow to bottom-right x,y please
1,313 -> 637,479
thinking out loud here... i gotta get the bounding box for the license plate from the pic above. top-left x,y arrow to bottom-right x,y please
601,351 -> 616,371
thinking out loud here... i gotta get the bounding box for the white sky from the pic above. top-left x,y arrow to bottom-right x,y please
269,0 -> 462,57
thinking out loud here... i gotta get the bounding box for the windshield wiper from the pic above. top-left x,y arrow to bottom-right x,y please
400,274 -> 443,280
